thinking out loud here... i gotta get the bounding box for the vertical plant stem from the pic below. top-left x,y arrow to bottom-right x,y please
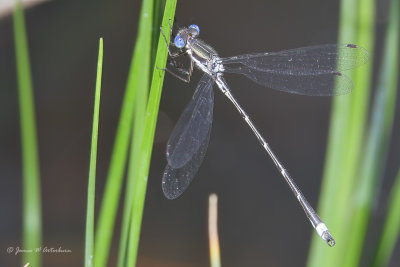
209,194 -> 221,267
13,1 -> 42,266
126,1 -> 177,265
85,38 -> 103,267
345,0 -> 399,264
371,3 -> 400,266
307,0 -> 357,265
94,1 -> 155,265
308,0 -> 375,265
116,0 -> 155,265
334,0 -> 375,263
373,168 -> 400,267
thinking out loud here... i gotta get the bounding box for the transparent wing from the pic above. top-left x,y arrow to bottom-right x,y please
166,73 -> 214,169
222,44 -> 369,74
162,126 -> 211,199
225,67 -> 352,96
162,74 -> 214,199
222,44 -> 368,96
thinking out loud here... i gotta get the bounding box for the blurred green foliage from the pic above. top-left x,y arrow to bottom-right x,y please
308,0 -> 399,266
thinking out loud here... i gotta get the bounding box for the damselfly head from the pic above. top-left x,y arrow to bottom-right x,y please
188,24 -> 200,36
174,24 -> 200,48
174,34 -> 186,48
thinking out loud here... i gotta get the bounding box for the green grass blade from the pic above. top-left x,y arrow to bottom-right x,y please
373,168 -> 400,267
344,0 -> 398,264
307,0 -> 358,263
307,0 -> 375,265
335,0 -> 375,258
13,1 -> 42,266
151,0 -> 164,68
334,0 -> 375,262
94,2 -> 157,267
85,38 -> 103,267
126,0 -> 177,265
116,0 -> 156,265
95,0 -> 176,265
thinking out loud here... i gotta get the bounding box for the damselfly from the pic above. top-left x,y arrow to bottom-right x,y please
160,24 -> 368,247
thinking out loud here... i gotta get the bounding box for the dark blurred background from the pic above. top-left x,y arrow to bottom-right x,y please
0,0 -> 399,266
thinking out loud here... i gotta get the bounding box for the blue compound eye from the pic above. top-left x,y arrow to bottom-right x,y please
189,24 -> 200,35
174,35 -> 185,48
